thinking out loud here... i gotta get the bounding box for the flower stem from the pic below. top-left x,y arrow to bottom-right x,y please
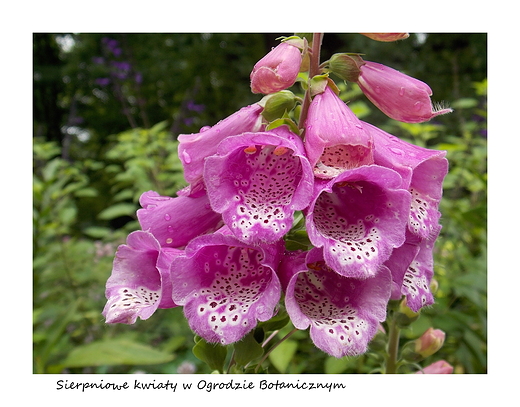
254,327 -> 298,373
385,316 -> 401,374
298,33 -> 324,131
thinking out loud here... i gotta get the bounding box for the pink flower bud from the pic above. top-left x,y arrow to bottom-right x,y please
416,360 -> 454,374
250,42 -> 302,94
361,33 -> 409,42
357,61 -> 452,123
415,327 -> 446,358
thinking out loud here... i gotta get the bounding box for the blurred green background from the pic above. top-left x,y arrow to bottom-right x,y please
33,33 -> 487,374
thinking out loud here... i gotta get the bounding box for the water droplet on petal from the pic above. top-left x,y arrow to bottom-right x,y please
182,150 -> 191,163
164,214 -> 171,221
166,238 -> 173,244
167,225 -> 174,233
200,126 -> 211,132
375,86 -> 381,94
399,87 -> 405,96
389,148 -> 404,155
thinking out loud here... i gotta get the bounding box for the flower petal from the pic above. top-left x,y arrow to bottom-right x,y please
366,122 -> 448,239
137,190 -> 223,248
357,61 -> 452,123
305,87 -> 374,178
400,226 -> 441,312
178,103 -> 264,191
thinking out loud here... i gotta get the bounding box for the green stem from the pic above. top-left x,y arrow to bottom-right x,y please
298,33 -> 324,131
385,316 -> 401,374
254,328 -> 298,373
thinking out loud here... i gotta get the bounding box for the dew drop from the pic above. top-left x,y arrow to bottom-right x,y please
399,87 -> 405,96
166,238 -> 173,244
182,151 -> 191,164
375,86 -> 381,94
389,147 -> 404,155
167,225 -> 174,233
164,214 -> 171,221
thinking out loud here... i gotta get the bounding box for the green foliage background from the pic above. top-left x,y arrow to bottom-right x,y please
33,33 -> 487,374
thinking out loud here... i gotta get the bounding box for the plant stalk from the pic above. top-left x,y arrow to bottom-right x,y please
298,33 -> 324,131
385,316 -> 401,374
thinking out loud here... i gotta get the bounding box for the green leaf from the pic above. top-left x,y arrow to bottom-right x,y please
74,187 -> 98,198
233,331 -> 264,367
268,339 -> 298,373
324,356 -> 349,374
192,337 -> 228,372
61,338 -> 174,367
257,309 -> 291,333
83,226 -> 112,239
97,203 -> 137,220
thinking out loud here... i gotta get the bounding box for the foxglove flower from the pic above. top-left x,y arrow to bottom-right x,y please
357,61 -> 452,123
204,125 -> 314,245
366,122 -> 448,239
389,226 -> 441,312
178,103 -> 265,194
103,230 -> 182,324
250,40 -> 303,95
170,228 -> 284,345
305,165 -> 411,279
305,86 -> 374,178
137,190 -> 222,248
278,248 -> 391,358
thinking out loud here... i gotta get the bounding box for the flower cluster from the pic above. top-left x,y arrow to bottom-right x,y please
102,34 -> 450,359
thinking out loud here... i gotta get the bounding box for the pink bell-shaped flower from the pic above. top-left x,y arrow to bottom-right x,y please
170,227 -> 284,345
357,61 -> 452,123
103,230 -> 182,324
304,86 -> 374,179
203,125 -> 314,245
278,248 -> 392,358
250,40 -> 303,95
305,165 -> 411,279
178,103 -> 265,194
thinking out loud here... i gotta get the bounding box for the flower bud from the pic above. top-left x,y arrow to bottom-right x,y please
261,90 -> 297,122
401,327 -> 445,362
361,33 -> 409,42
415,327 -> 445,358
250,39 -> 303,95
327,53 -> 365,82
416,360 -> 453,374
356,61 -> 453,123
394,297 -> 421,328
